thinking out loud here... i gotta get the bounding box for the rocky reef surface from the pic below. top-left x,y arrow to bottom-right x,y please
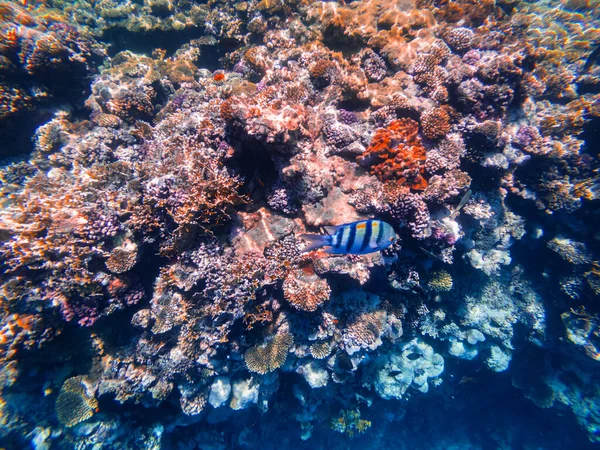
0,0 -> 600,448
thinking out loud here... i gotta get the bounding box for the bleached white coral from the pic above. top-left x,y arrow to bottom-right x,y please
367,338 -> 444,400
297,360 -> 329,389
208,376 -> 231,408
230,378 -> 259,410
465,248 -> 511,276
485,345 -> 512,372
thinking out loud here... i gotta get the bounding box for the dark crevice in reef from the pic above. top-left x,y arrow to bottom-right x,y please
337,98 -> 370,112
102,27 -> 204,57
581,115 -> 600,157
0,78 -> 94,159
226,139 -> 281,208
102,28 -> 242,71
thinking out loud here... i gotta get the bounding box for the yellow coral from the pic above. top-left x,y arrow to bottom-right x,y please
309,340 -> 332,360
428,270 -> 453,292
55,376 -> 98,427
244,332 -> 294,374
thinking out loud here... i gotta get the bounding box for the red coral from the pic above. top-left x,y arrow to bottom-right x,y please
357,118 -> 428,190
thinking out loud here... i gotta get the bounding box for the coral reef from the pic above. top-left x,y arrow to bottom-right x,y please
0,0 -> 599,447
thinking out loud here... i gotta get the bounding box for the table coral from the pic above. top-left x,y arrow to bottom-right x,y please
244,332 -> 294,374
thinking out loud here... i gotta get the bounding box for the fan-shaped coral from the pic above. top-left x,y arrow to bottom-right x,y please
244,332 -> 294,374
55,376 -> 98,427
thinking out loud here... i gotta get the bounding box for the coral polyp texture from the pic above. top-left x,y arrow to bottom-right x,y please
0,0 -> 599,448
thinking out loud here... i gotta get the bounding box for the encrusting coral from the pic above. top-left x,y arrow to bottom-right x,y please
357,118 -> 428,190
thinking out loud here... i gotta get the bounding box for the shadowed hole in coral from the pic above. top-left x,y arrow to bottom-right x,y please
102,28 -> 241,71
336,99 -> 370,113
103,28 -> 203,57
0,80 -> 94,158
581,115 -> 600,157
225,141 -> 279,207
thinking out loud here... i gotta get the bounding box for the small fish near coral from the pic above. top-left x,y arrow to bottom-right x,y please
299,220 -> 398,255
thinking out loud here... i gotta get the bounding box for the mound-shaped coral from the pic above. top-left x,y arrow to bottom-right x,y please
282,267 -> 331,312
357,118 -> 428,190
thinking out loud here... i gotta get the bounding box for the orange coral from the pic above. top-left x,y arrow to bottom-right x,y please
220,97 -> 235,121
357,118 -> 428,190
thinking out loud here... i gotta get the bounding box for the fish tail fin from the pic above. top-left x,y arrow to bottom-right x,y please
298,234 -> 330,252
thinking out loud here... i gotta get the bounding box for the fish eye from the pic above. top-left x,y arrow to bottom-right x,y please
390,237 -> 394,242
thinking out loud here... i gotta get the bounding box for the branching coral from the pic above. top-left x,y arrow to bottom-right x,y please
428,270 -> 453,292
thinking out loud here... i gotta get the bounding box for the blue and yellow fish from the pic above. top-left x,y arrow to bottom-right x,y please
299,220 -> 398,255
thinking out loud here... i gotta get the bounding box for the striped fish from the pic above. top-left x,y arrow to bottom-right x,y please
299,220 -> 398,255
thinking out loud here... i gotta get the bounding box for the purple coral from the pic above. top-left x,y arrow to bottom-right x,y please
266,183 -> 299,215
389,190 -> 431,240
338,109 -> 359,126
361,49 -> 387,82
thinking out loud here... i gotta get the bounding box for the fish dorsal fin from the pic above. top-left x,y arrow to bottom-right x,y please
323,225 -> 338,236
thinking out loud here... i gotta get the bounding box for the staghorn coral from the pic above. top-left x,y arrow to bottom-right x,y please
55,376 -> 98,427
244,332 -> 294,374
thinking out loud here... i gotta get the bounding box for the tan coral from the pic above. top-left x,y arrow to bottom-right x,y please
55,375 -> 98,427
244,332 -> 294,374
105,240 -> 138,274
310,340 -> 332,360
282,267 -> 331,312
